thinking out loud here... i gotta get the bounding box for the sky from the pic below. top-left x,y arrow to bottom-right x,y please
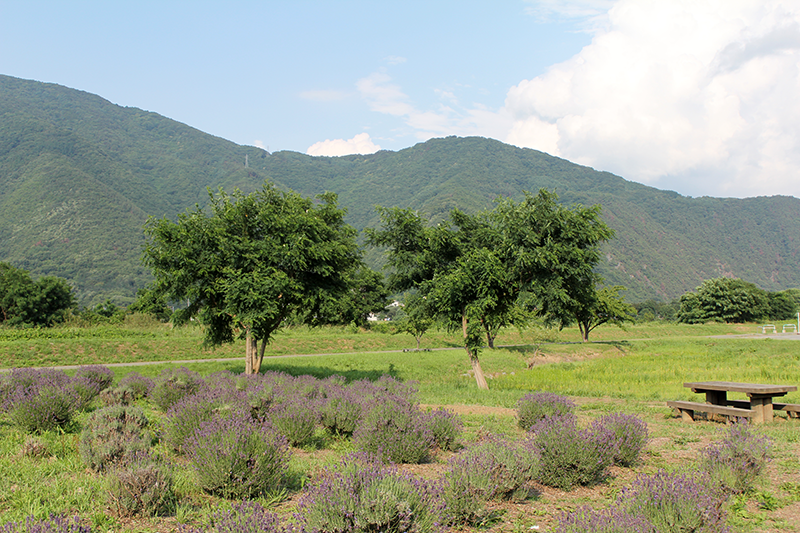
2,0 -> 800,199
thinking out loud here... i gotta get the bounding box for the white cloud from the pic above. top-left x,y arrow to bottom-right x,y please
306,133 -> 381,157
504,0 -> 800,198
253,140 -> 265,149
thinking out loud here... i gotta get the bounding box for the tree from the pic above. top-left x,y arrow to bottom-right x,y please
392,294 -> 434,350
318,266 -> 389,327
677,277 -> 770,324
367,190 -> 613,389
572,285 -> 636,341
0,262 -> 75,327
127,284 -> 173,322
143,182 -> 362,374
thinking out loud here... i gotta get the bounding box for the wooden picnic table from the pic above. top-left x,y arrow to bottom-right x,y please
681,381 -> 798,423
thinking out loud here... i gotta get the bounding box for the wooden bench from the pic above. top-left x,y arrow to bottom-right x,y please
666,400 -> 754,423
726,400 -> 800,418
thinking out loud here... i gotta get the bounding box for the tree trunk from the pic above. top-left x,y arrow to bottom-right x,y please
464,311 -> 489,390
253,339 -> 267,374
579,321 -> 589,342
245,329 -> 258,374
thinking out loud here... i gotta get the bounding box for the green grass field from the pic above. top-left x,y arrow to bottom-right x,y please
2,319 -> 800,532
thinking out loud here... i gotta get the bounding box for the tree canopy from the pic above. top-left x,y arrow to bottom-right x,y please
677,277 -> 798,324
0,262 -> 75,327
367,189 -> 613,389
143,182 -> 362,373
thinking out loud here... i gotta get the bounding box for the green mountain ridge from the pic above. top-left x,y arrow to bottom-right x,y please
1,74 -> 798,306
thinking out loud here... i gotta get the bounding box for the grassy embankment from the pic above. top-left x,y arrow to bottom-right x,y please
2,319 -> 800,532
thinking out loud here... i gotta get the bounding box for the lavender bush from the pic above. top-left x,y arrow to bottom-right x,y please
423,408 -> 463,452
8,383 -> 80,433
353,400 -> 434,464
319,386 -> 363,436
106,454 -> 176,517
150,366 -> 205,411
117,372 -> 155,400
517,392 -> 576,430
185,501 -> 288,533
73,365 -> 115,392
528,415 -> 613,490
79,405 -> 152,471
298,452 -> 444,533
0,515 -> 90,533
555,506 -> 655,533
268,395 -> 320,447
185,413 -> 290,499
699,421 -> 771,495
616,470 -> 729,533
163,385 -> 248,452
442,437 -> 538,525
591,413 -> 649,466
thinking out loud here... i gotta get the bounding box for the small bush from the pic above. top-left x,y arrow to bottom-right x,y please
79,405 -> 152,471
185,501 -> 288,533
65,377 -> 101,411
186,413 -> 290,499
529,415 -> 612,490
150,367 -> 205,411
354,400 -> 433,464
0,514 -> 90,533
517,392 -> 576,430
19,436 -> 50,459
699,421 -> 771,495
616,470 -> 729,533
590,413 -> 649,466
163,385 -> 248,452
74,365 -> 115,392
298,452 -> 443,533
555,506 -> 655,533
424,408 -> 463,452
99,387 -> 135,406
106,455 -> 176,517
268,396 -> 320,447
319,386 -> 363,436
442,437 -> 538,525
117,372 -> 155,400
8,384 -> 79,434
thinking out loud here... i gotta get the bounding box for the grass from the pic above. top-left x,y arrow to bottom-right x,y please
2,320 -> 800,531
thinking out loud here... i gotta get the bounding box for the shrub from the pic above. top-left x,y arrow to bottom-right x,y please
442,437 -> 538,525
529,415 -> 612,490
79,405 -> 152,471
150,367 -> 205,411
106,454 -> 176,517
65,377 -> 101,411
424,408 -> 463,452
268,395 -> 320,447
117,372 -> 155,400
555,506 -> 655,533
185,413 -> 290,499
0,515 -> 90,533
163,385 -> 248,452
298,452 -> 444,533
319,386 -> 363,436
8,384 -> 79,434
73,365 -> 115,392
517,392 -> 576,430
185,501 -> 288,533
699,421 -> 771,495
616,470 -> 729,533
590,413 -> 649,466
354,400 -> 433,464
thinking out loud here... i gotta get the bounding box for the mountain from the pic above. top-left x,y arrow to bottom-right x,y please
1,74 -> 798,306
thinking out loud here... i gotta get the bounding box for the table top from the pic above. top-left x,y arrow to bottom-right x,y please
684,381 -> 798,395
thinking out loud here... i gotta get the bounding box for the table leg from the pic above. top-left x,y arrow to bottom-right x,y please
705,390 -> 727,405
749,396 -> 773,424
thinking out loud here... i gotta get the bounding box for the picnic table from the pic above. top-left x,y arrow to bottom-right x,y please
667,381 -> 799,424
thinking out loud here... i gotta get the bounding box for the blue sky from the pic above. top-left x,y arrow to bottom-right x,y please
2,1 -> 800,199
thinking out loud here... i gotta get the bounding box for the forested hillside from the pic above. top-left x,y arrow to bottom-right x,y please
1,74 -> 798,305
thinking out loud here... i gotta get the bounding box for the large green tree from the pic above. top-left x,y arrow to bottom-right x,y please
367,190 -> 613,389
677,277 -> 770,324
0,262 -> 75,327
143,182 -> 362,373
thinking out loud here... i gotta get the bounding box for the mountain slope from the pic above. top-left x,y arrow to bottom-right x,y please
1,74 -> 798,305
